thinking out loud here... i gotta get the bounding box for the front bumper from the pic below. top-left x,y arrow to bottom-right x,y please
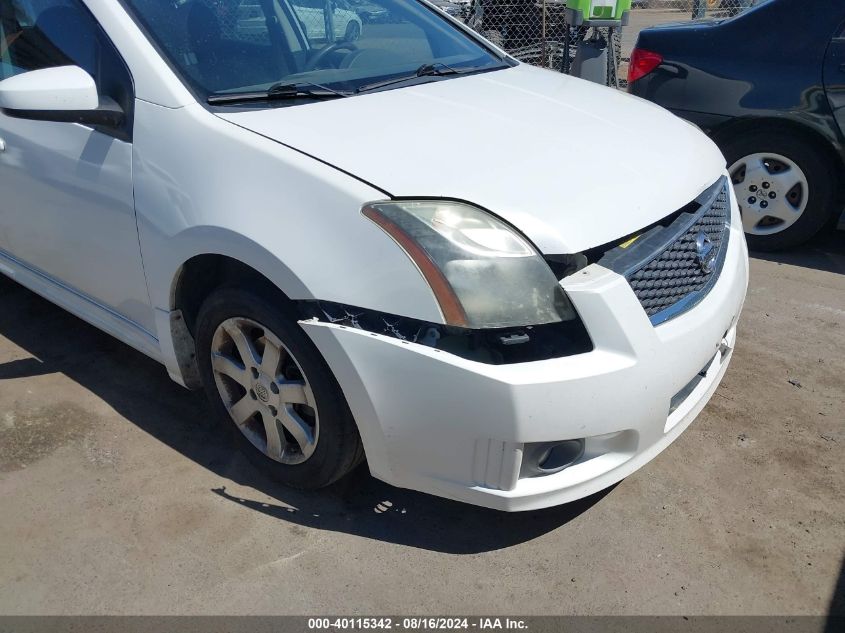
302,191 -> 749,511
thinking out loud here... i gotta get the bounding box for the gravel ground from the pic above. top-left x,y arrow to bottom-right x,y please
0,234 -> 843,616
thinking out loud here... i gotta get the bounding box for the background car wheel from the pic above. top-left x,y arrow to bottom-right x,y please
720,129 -> 836,251
196,287 -> 363,489
345,21 -> 360,41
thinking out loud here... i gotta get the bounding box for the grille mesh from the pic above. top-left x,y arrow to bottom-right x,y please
628,184 -> 730,320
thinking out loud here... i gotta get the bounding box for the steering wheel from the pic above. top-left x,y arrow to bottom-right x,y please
304,40 -> 358,72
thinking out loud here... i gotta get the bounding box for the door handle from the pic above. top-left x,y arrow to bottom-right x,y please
0,137 -> 5,152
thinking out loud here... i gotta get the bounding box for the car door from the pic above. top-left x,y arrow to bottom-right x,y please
0,0 -> 154,334
824,20 -> 845,138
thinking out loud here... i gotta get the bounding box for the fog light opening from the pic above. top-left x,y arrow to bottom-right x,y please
539,439 -> 585,472
522,439 -> 585,478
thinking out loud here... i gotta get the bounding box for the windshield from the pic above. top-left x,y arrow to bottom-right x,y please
122,0 -> 509,104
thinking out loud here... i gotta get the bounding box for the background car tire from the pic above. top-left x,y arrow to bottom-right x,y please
718,129 -> 836,251
196,287 -> 364,489
345,21 -> 361,41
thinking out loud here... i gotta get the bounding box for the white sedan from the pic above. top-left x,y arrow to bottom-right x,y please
292,0 -> 363,42
0,0 -> 747,510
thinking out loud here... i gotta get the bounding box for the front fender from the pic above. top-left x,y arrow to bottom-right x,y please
133,100 -> 443,321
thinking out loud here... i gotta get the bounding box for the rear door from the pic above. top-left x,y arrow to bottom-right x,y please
824,20 -> 845,137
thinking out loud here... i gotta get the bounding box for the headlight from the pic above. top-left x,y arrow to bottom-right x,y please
363,200 -> 575,328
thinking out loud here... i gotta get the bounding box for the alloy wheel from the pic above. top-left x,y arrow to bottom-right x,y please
210,317 -> 318,465
729,152 -> 809,236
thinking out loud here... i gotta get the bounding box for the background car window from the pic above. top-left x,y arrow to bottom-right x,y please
0,0 -> 133,126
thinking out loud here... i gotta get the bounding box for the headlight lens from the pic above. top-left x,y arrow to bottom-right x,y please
363,200 -> 575,329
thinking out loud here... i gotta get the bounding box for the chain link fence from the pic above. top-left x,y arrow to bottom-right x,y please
461,0 -> 760,84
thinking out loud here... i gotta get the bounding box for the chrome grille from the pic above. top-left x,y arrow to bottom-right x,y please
626,179 -> 730,324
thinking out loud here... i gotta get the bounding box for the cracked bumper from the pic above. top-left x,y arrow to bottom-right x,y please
302,207 -> 749,511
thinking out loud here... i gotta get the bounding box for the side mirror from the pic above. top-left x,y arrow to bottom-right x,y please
0,65 -> 124,128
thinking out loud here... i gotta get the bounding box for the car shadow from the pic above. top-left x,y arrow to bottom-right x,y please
0,274 -> 611,554
827,554 -> 845,629
749,230 -> 845,275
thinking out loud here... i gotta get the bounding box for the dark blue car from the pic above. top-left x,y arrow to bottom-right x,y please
629,0 -> 845,250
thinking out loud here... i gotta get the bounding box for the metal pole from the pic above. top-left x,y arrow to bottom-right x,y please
608,26 -> 618,88
541,0 -> 547,68
562,22 -> 570,73
324,0 -> 334,42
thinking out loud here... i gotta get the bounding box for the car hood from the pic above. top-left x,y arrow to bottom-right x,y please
217,64 -> 726,253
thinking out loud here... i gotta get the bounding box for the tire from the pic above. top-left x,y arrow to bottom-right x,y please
344,21 -> 360,42
195,286 -> 363,489
719,129 -> 836,251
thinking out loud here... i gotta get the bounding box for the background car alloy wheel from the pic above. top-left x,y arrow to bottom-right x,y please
211,316 -> 318,465
718,129 -> 835,251
729,152 -> 808,237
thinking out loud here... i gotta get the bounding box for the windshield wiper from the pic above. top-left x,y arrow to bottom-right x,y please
207,81 -> 351,105
356,62 -> 476,93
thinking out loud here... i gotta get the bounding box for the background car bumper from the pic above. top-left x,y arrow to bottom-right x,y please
302,196 -> 749,511
666,108 -> 732,136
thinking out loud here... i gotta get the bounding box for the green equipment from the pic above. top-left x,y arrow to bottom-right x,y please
565,0 -> 631,25
562,0 -> 631,87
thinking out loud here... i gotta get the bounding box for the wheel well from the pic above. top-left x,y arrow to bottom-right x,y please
710,117 -> 845,198
172,254 -> 288,336
169,255 -> 293,389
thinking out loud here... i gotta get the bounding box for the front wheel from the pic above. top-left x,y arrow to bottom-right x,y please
196,287 -> 363,489
721,130 -> 836,251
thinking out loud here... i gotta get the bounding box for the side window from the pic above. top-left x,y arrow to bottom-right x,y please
203,0 -> 269,46
287,0 -> 429,58
0,0 -> 133,133
0,0 -> 99,80
214,0 -> 302,53
290,0 -> 331,46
